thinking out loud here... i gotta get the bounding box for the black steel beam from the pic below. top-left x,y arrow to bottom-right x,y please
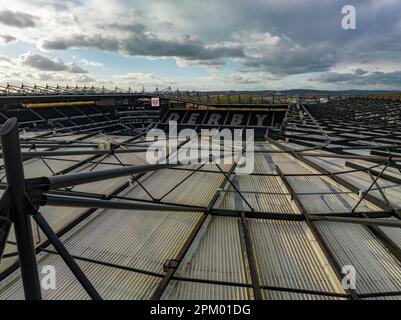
0,118 -> 42,300
33,213 -> 102,300
308,215 -> 401,227
45,162 -> 178,189
240,211 -> 262,300
44,194 -> 204,212
345,161 -> 401,185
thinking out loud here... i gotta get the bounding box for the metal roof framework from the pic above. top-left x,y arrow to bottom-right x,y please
0,96 -> 400,300
0,83 -> 297,105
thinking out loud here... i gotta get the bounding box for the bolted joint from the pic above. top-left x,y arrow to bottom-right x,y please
25,193 -> 47,212
24,177 -> 51,210
163,259 -> 179,272
25,177 -> 51,193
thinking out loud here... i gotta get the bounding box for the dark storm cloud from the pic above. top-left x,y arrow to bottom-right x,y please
0,34 -> 17,44
34,0 -> 401,83
0,9 -> 38,28
101,22 -> 147,33
20,51 -> 88,74
20,51 -> 68,71
40,34 -> 120,51
176,0 -> 401,50
40,32 -> 244,62
153,0 -> 401,75
237,41 -> 338,75
315,69 -> 401,87
224,0 -> 401,75
122,33 -> 244,60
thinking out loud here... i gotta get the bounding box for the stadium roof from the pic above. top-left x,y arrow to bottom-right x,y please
0,96 -> 401,300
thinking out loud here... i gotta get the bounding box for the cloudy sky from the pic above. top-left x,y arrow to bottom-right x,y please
0,0 -> 401,91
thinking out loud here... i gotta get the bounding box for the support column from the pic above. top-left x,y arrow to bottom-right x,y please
0,117 -> 42,300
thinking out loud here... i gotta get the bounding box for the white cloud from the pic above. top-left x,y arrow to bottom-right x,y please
72,74 -> 95,83
112,72 -> 177,89
79,58 -> 104,67
204,71 -> 279,88
0,50 -> 96,86
0,8 -> 39,28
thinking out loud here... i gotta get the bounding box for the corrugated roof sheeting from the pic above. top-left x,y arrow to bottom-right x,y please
163,281 -> 252,300
233,175 -> 287,193
297,193 -> 374,214
197,163 -> 232,172
253,153 -> 276,174
287,175 -> 380,214
163,216 -> 253,299
51,208 -> 203,274
257,147 -> 381,214
380,226 -> 401,251
215,147 -> 302,213
2,123 -> 401,300
0,253 -> 160,300
272,154 -> 310,174
303,154 -> 401,209
123,164 -> 226,207
2,241 -> 16,256
70,163 -> 135,195
0,208 -> 92,275
0,132 -> 111,179
362,296 -> 401,300
262,290 -> 343,300
161,171 -> 225,207
336,172 -> 401,210
219,191 -> 297,213
0,239 -> 18,274
125,168 -> 194,200
111,151 -> 150,166
315,221 -> 401,296
0,157 -> 79,179
5,207 -> 86,245
218,175 -> 299,213
36,206 -> 90,241
172,216 -> 250,284
288,176 -> 343,193
0,257 -> 18,275
249,219 -> 344,297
